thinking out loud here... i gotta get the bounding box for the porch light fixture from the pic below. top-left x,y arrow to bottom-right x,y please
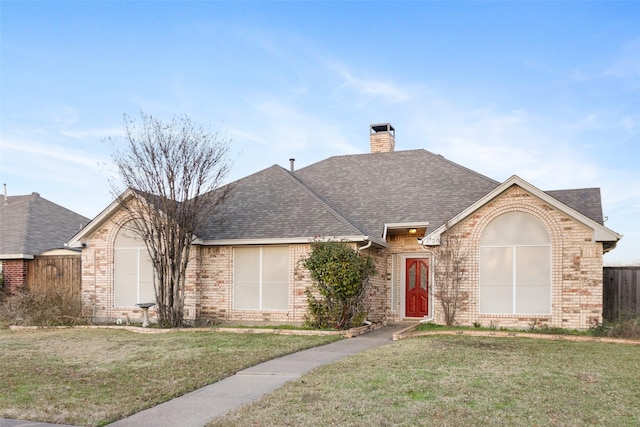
408,228 -> 417,235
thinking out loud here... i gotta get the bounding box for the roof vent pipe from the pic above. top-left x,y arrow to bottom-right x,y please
289,158 -> 295,172
3,183 -> 6,205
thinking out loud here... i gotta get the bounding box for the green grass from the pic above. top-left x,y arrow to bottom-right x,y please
0,327 -> 340,426
210,336 -> 640,427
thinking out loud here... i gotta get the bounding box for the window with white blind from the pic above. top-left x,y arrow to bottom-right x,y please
233,246 -> 289,310
113,225 -> 155,307
479,212 -> 551,314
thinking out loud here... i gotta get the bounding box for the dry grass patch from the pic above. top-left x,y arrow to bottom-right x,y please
211,336 -> 640,427
0,327 -> 340,426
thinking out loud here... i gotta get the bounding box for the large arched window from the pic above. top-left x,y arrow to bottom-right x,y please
479,212 -> 551,314
113,224 -> 155,307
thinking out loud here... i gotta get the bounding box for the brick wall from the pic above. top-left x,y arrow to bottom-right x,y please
81,209 -> 318,325
387,233 -> 433,322
1,259 -> 28,292
360,246 -> 391,323
383,185 -> 604,330
196,243 -> 315,324
80,184 -> 604,330
434,185 -> 603,330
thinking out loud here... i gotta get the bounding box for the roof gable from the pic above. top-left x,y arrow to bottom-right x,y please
423,175 -> 621,246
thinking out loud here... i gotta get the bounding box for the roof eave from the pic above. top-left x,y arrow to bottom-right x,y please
66,189 -> 136,248
194,235 -> 388,248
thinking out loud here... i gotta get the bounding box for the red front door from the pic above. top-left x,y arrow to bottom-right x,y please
406,258 -> 429,317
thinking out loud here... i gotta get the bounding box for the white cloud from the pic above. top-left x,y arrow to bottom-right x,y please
59,127 -> 125,140
2,138 -> 100,169
604,37 -> 640,85
323,60 -> 411,105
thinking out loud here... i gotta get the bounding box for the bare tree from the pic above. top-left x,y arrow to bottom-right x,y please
109,112 -> 232,327
434,223 -> 469,326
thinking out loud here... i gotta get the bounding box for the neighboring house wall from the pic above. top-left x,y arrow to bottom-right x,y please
1,259 -> 28,292
436,185 -> 603,329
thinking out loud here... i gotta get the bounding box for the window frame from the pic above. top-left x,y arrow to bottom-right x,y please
232,246 -> 289,311
113,225 -> 155,307
479,212 -> 552,315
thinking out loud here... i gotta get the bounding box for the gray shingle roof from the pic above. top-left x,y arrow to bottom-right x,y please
192,149 -> 608,243
0,193 -> 90,258
545,188 -> 604,225
295,149 -> 501,237
199,165 -> 368,240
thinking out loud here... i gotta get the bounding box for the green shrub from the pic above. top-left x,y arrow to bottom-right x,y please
301,240 -> 377,330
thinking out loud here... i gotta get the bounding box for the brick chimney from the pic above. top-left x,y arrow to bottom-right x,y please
370,123 -> 395,153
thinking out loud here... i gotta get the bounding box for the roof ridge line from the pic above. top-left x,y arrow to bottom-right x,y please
545,187 -> 601,192
297,149 -> 500,186
22,196 -> 36,254
279,166 -> 370,237
419,149 -> 501,185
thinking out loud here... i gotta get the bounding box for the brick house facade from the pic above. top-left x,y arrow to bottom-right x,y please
69,124 -> 620,329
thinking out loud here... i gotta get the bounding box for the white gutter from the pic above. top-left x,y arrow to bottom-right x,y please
420,315 -> 434,323
195,235 -> 385,247
357,237 -> 372,252
0,254 -> 35,260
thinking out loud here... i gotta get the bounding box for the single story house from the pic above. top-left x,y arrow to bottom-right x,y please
68,123 -> 621,329
0,191 -> 90,291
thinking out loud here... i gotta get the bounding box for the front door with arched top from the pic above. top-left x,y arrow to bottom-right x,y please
406,258 -> 429,317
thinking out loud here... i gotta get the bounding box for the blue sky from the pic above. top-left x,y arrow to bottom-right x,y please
1,1 -> 638,264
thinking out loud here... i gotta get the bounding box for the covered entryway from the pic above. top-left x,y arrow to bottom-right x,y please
405,258 -> 429,317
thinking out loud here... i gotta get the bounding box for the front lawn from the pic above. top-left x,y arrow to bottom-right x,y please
0,327 -> 340,426
210,335 -> 640,426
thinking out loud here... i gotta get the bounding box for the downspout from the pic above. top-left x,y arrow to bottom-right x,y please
358,236 -> 373,327
357,236 -> 372,252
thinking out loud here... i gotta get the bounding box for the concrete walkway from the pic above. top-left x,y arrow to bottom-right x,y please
1,323 -> 410,427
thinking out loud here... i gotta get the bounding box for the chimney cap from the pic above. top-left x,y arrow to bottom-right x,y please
370,123 -> 395,135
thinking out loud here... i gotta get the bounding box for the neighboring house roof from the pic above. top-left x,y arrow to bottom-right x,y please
0,192 -> 90,259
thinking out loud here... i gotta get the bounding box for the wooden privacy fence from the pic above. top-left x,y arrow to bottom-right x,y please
26,255 -> 81,295
603,267 -> 640,322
